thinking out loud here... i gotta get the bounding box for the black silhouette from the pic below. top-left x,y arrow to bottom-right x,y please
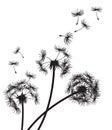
71,9 -> 84,25
74,19 -> 90,33
27,91 -> 78,130
91,7 -> 102,20
66,72 -> 100,104
14,47 -> 24,58
5,6 -> 102,130
25,71 -> 36,82
5,79 -> 39,130
27,72 -> 100,130
59,32 -> 73,45
9,61 -> 19,74
36,46 -> 71,130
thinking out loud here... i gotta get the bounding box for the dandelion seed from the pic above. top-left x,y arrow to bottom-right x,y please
25,71 -> 36,82
13,47 -> 24,58
9,61 -> 19,74
74,19 -> 90,33
91,7 -> 102,20
71,9 -> 84,25
59,32 -> 73,45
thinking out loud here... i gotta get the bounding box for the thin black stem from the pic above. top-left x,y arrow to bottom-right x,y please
96,11 -> 99,20
76,16 -> 79,25
58,56 -> 66,61
27,78 -> 31,83
27,92 -> 77,130
13,66 -> 17,74
46,56 -> 52,61
19,51 -> 24,58
42,62 -> 50,65
44,64 -> 50,69
56,52 -> 60,60
74,26 -> 84,32
37,65 -> 56,130
21,102 -> 24,130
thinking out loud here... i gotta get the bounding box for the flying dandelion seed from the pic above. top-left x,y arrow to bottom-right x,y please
74,19 -> 90,33
91,7 -> 102,20
71,9 -> 84,25
59,32 -> 73,45
9,61 -> 19,74
13,47 -> 24,58
25,71 -> 36,82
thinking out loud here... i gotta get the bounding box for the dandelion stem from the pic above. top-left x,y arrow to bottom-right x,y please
37,65 -> 56,130
96,11 -> 99,20
42,62 -> 50,65
13,66 -> 17,74
27,78 -> 31,83
76,16 -> 79,25
74,26 -> 84,32
58,56 -> 66,61
21,102 -> 24,130
19,52 -> 24,58
27,92 -> 77,130
56,52 -> 60,60
44,64 -> 50,69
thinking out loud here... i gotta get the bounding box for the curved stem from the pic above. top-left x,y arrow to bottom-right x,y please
37,66 -> 56,130
27,92 -> 77,130
21,102 -> 24,130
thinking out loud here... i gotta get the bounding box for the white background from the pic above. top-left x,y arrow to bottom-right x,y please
0,0 -> 112,130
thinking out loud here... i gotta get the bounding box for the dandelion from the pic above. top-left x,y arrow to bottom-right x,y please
59,32 -> 73,45
9,61 -> 19,74
13,47 -> 24,58
25,71 -> 36,82
74,19 -> 90,33
91,7 -> 102,20
36,46 -> 71,130
71,9 -> 84,25
66,72 -> 100,105
27,72 -> 100,130
5,79 -> 39,130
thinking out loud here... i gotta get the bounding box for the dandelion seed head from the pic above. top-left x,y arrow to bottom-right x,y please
5,79 -> 39,113
66,72 -> 100,105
